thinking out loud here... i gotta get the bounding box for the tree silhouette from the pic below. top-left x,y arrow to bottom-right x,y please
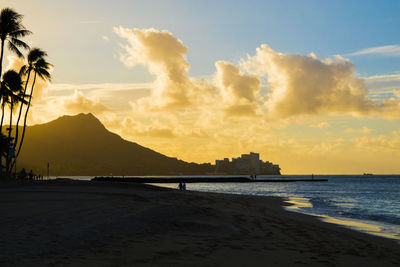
14,48 -> 48,151
0,8 -> 31,79
0,79 -> 10,132
14,56 -> 51,168
0,70 -> 26,176
0,133 -> 9,159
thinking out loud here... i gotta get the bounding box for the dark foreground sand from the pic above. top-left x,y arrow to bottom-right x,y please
0,180 -> 399,267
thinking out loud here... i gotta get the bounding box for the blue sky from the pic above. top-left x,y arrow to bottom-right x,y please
4,0 -> 400,83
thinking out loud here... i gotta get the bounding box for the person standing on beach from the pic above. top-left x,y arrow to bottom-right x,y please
28,170 -> 34,182
19,168 -> 27,184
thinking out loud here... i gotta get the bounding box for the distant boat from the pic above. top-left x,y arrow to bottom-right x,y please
363,173 -> 373,176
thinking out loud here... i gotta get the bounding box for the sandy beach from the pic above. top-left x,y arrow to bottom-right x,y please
1,179 -> 399,267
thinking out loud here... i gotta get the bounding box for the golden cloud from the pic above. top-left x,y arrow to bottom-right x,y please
215,61 -> 261,116
242,45 -> 377,117
114,27 -> 192,110
62,91 -> 111,114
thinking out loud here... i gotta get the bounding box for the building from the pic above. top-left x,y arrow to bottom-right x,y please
215,152 -> 280,175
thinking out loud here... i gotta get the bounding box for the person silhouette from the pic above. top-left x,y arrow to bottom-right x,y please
19,168 -> 27,184
29,170 -> 34,182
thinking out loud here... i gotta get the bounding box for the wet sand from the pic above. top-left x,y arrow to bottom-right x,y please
1,179 -> 399,266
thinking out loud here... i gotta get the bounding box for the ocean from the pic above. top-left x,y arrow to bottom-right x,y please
184,175 -> 400,241
56,175 -> 400,241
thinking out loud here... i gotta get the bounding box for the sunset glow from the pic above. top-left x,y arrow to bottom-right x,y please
3,0 -> 400,174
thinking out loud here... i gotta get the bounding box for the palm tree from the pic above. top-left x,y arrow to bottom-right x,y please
14,48 -> 47,150
0,133 -> 9,158
0,81 -> 10,178
14,57 -> 51,166
0,133 -> 9,176
0,70 -> 25,176
0,80 -> 10,133
0,8 -> 31,79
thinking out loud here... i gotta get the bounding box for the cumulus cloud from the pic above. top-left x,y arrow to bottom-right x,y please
28,90 -> 112,125
113,116 -> 208,139
111,26 -> 400,135
377,97 -> 400,119
62,91 -> 110,114
214,61 -> 261,116
353,131 -> 400,155
242,44 -> 400,118
114,26 -> 267,119
114,27 -> 192,110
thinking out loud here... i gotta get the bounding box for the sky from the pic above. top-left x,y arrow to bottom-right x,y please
2,0 -> 400,174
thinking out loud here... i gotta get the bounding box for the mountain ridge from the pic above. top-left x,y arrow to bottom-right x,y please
18,113 -> 213,175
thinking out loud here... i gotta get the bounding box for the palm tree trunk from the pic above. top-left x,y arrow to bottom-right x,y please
0,39 -> 4,80
6,102 -> 13,177
15,72 -> 36,164
0,102 -> 4,179
14,69 -> 31,151
0,39 -> 5,179
0,102 -> 4,133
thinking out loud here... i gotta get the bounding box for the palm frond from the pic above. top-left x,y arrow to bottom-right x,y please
35,58 -> 52,67
2,70 -> 24,94
28,48 -> 47,64
15,93 -> 28,104
33,58 -> 52,82
19,65 -> 27,76
0,8 -> 24,39
9,29 -> 32,38
0,8 -> 23,22
8,41 -> 24,58
10,37 -> 30,50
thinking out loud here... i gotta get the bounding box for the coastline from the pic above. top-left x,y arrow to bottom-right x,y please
284,196 -> 400,242
1,179 -> 399,266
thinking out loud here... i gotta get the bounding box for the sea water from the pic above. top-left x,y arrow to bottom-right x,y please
185,175 -> 400,241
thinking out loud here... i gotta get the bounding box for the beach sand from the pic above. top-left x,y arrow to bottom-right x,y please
1,179 -> 399,266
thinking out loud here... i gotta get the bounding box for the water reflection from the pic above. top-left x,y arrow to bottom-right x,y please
285,196 -> 400,241
285,197 -> 312,210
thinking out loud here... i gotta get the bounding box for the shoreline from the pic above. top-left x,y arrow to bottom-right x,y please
1,179 -> 400,266
152,182 -> 400,243
284,197 -> 400,243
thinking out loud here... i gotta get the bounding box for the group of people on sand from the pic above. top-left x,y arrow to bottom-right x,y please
178,182 -> 186,190
18,168 -> 43,183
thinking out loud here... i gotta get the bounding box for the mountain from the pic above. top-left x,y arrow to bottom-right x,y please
17,113 -> 213,176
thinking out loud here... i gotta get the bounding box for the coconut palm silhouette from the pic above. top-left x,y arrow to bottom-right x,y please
14,54 -> 52,167
0,8 -> 31,79
14,48 -> 48,151
0,70 -> 26,176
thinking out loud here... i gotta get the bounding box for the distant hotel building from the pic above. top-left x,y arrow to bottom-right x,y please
215,152 -> 281,175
